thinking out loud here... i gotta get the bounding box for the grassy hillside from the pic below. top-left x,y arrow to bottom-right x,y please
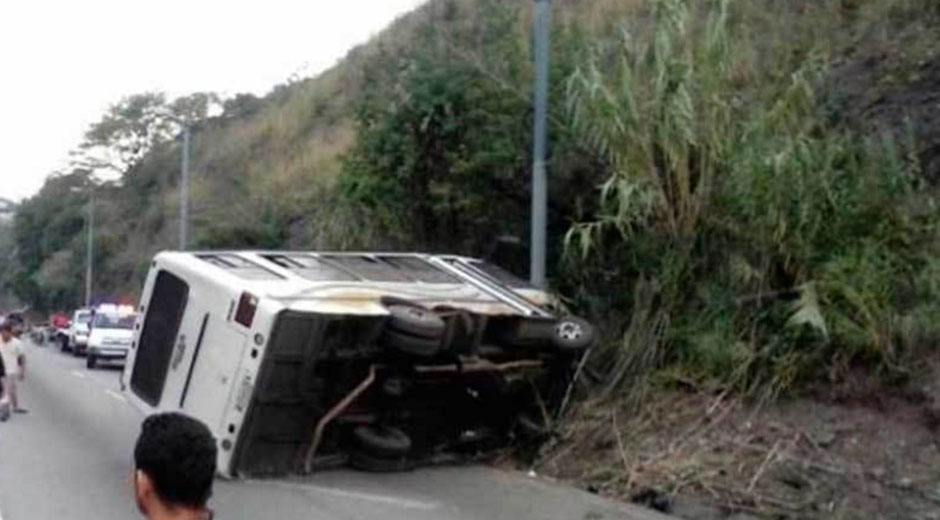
8,0 -> 940,399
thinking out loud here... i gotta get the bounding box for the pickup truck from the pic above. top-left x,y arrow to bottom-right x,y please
122,251 -> 595,477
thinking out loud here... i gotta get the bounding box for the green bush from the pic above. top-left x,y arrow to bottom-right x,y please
564,0 -> 939,398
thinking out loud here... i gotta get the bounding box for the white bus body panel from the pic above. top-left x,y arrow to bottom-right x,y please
122,250 -> 555,477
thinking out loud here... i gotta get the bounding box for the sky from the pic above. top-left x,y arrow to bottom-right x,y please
0,0 -> 427,202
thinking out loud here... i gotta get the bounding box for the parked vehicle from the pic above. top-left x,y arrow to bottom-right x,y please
50,312 -> 70,330
122,251 -> 594,477
59,309 -> 93,355
49,312 -> 70,347
86,306 -> 137,369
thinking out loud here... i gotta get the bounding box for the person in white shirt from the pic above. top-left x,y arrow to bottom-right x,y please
0,322 -> 26,414
0,346 -> 8,421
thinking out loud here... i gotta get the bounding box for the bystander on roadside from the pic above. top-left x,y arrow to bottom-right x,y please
0,336 -> 7,421
0,321 -> 27,414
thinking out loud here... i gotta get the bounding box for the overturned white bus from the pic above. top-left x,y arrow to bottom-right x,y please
121,251 -> 594,477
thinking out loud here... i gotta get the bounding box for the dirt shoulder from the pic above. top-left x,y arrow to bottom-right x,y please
532,377 -> 940,519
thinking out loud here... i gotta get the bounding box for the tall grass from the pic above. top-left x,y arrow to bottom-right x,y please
564,0 -> 939,400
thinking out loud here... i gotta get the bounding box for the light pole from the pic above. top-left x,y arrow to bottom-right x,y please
530,0 -> 552,288
85,191 -> 94,307
179,123 -> 191,251
71,185 -> 94,308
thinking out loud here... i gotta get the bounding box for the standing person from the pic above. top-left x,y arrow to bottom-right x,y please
7,312 -> 26,339
133,412 -> 218,520
0,322 -> 26,414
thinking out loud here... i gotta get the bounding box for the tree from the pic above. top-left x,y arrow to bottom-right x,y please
221,93 -> 262,119
6,170 -> 94,310
73,91 -> 220,176
340,0 -> 594,264
169,92 -> 222,124
341,0 -> 534,252
75,92 -> 173,175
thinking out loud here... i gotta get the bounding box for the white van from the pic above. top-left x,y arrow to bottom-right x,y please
86,305 -> 137,369
121,251 -> 594,477
61,308 -> 93,354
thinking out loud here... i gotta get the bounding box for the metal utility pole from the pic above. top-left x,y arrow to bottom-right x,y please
530,0 -> 552,288
85,191 -> 94,308
179,124 -> 191,250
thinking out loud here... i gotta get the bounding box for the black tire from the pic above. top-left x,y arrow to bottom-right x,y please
348,450 -> 410,473
382,329 -> 441,357
551,317 -> 595,352
87,355 -> 97,369
352,425 -> 412,458
73,344 -> 84,357
60,336 -> 69,353
386,305 -> 445,339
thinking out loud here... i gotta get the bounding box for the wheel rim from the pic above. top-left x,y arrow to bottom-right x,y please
556,321 -> 583,341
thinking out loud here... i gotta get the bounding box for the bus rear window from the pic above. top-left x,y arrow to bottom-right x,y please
130,270 -> 189,407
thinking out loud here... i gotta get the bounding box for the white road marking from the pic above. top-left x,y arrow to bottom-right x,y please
105,389 -> 126,403
69,370 -> 85,379
300,485 -> 440,510
245,480 -> 440,510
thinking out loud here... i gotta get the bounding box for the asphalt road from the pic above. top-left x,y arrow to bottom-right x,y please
0,341 -> 671,520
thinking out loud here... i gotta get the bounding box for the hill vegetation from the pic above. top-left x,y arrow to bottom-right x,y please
7,0 -> 940,516
8,0 -> 940,405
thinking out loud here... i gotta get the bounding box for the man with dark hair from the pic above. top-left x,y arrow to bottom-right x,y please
133,412 -> 218,520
